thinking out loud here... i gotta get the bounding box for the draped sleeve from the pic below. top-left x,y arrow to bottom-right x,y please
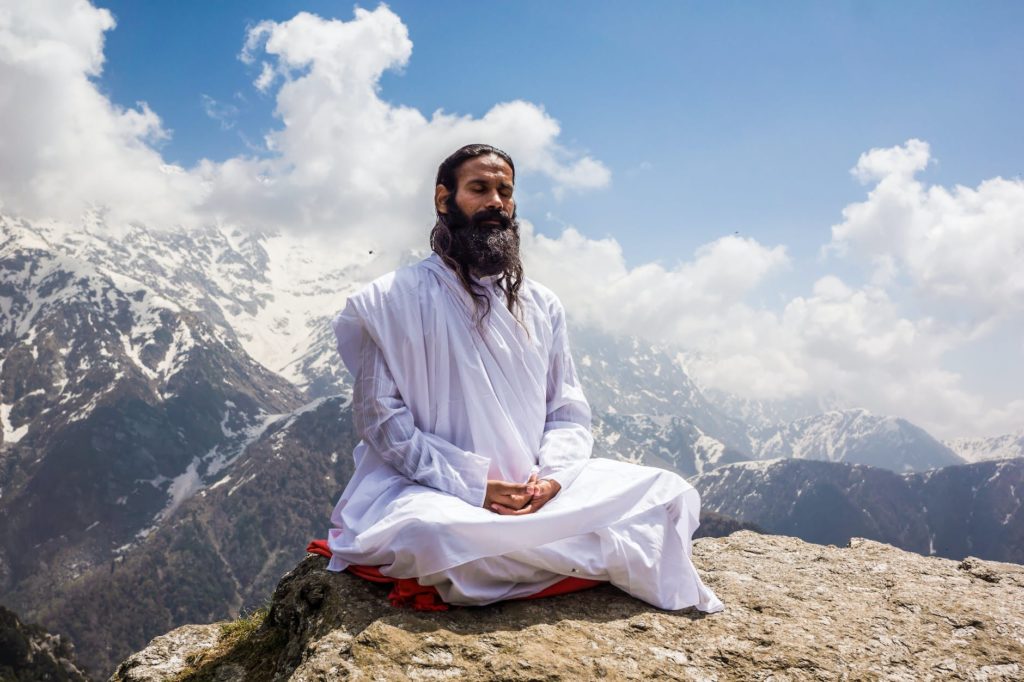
535,297 -> 594,489
332,299 -> 491,508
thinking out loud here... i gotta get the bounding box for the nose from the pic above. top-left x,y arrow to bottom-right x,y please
484,189 -> 504,210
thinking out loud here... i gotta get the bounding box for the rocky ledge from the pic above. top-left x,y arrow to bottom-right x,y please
112,531 -> 1024,681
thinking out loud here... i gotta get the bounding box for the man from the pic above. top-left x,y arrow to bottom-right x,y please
326,144 -> 723,612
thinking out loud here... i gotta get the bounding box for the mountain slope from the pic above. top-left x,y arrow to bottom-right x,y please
1,212 -> 378,397
22,394 -> 358,679
572,328 -> 751,453
21,389 -> 760,679
693,458 -> 1024,562
0,216 -> 305,633
592,412 -> 748,476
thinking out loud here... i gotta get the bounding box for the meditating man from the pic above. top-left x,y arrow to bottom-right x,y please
326,144 -> 723,612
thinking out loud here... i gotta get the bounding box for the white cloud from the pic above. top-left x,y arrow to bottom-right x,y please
524,227 -> 804,399
778,277 -> 974,426
0,2 -> 609,245
831,139 -> 1024,318
525,228 -> 789,339
526,213 -> 1022,437
0,0 -> 205,227
196,6 -> 610,254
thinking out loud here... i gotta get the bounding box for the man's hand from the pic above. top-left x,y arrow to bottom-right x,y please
488,472 -> 561,516
484,478 -> 536,514
526,475 -> 560,513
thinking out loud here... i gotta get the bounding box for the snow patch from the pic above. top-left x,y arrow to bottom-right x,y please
0,402 -> 28,443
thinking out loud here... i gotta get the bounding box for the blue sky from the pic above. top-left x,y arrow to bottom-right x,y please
95,0 -> 1024,270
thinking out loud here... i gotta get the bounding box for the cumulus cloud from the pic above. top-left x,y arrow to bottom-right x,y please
778,277 -> 974,427
0,2 -> 609,244
0,0 -> 205,227
831,139 -> 1024,318
525,228 -> 790,342
196,6 -> 610,253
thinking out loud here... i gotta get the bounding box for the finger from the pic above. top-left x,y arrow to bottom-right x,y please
497,493 -> 522,507
526,472 -> 538,496
498,492 -> 527,506
531,491 -> 554,512
491,502 -> 535,516
496,481 -> 530,495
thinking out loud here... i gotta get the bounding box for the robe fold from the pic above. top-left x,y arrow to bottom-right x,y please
326,252 -> 723,612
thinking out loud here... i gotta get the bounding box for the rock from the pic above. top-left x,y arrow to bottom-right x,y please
0,604 -> 90,682
112,531 -> 1024,681
110,624 -> 224,682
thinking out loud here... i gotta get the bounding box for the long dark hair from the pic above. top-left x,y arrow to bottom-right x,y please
429,144 -> 525,329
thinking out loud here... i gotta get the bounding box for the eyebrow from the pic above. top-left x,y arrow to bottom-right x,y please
464,177 -> 514,189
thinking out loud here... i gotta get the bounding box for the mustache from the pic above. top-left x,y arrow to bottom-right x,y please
467,207 -> 514,231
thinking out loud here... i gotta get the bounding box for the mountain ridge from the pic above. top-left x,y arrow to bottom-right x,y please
693,457 -> 1024,563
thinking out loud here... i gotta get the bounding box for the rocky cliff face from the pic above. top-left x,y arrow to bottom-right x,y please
112,531 -> 1023,681
0,604 -> 89,681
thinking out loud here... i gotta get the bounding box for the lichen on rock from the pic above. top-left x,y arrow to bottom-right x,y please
111,531 -> 1024,681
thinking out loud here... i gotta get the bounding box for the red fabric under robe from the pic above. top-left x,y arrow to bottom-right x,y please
306,539 -> 603,611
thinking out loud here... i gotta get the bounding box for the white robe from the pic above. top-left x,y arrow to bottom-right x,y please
325,252 -> 723,612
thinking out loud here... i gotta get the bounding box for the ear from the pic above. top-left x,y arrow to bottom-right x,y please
435,184 -> 450,214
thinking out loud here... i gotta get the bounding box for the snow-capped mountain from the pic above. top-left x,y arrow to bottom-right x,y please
577,332 -> 747,445
945,430 -> 1024,463
692,457 -> 1024,564
0,214 -> 307,620
1,211 -> 385,396
749,408 -> 965,472
569,326 -> 754,474
2,212 -> 760,481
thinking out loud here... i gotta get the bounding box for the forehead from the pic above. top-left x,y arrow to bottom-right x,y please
455,154 -> 514,185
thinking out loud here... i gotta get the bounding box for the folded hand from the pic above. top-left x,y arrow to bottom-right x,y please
487,472 -> 561,516
483,478 -> 535,513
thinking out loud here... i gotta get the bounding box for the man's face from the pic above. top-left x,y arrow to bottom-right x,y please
435,154 -> 520,277
436,153 -> 516,223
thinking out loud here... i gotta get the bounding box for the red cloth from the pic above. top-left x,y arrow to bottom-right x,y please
306,539 -> 602,611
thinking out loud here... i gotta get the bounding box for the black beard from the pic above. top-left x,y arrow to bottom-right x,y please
444,199 -> 521,278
